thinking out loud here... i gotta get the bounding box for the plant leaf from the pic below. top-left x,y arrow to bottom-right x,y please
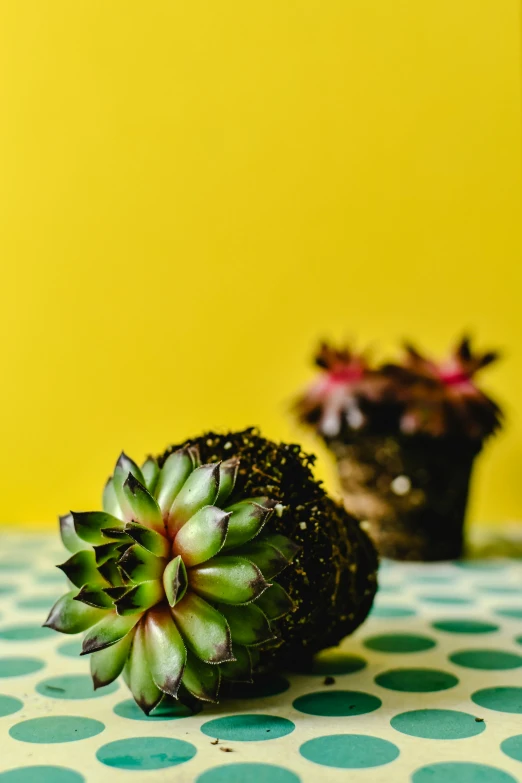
81,610 -> 141,654
173,506 -> 230,566
113,453 -> 146,521
74,586 -> 114,609
118,544 -> 166,584
102,478 -> 122,519
91,628 -> 135,689
231,541 -> 289,579
222,499 -> 275,550
124,521 -> 170,558
123,474 -> 164,534
220,645 -> 253,682
72,511 -> 124,546
58,550 -> 107,589
141,457 -> 160,494
124,620 -> 162,715
114,580 -> 164,615
181,649 -> 221,703
189,556 -> 270,605
44,591 -> 106,634
167,463 -> 220,537
217,603 -> 275,646
162,555 -> 188,607
215,458 -> 239,506
261,533 -> 300,563
144,605 -> 186,697
155,448 -> 194,517
171,592 -> 233,664
255,582 -> 294,620
59,513 -> 85,554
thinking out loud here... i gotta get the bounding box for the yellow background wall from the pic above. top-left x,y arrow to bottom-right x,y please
0,1 -> 521,527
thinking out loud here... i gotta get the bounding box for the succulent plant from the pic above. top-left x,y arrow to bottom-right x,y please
45,429 -> 377,713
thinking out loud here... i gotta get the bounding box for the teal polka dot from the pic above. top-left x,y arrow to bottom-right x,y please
0,585 -> 16,595
201,714 -> 295,742
455,561 -> 505,571
375,668 -> 458,693
516,635 -> 522,647
36,674 -> 119,699
0,695 -> 23,717
0,657 -> 45,678
299,650 -> 367,676
412,762 -> 516,783
96,737 -> 196,770
114,698 -> 199,720
57,640 -> 83,658
409,575 -> 457,585
226,674 -> 289,698
0,625 -> 55,641
293,690 -> 381,717
0,767 -> 85,783
449,649 -> 522,670
197,764 -> 300,783
419,595 -> 473,605
433,619 -> 499,634
391,709 -> 486,739
0,562 -> 27,571
17,597 -> 59,611
364,634 -> 436,653
477,585 -> 522,595
472,687 -> 522,714
370,605 -> 417,618
10,716 -> 105,743
501,734 -> 522,763
36,572 -> 66,584
494,607 -> 522,620
299,734 -> 399,769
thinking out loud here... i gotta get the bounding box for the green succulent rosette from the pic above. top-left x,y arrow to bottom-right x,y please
45,429 -> 378,714
45,445 -> 298,713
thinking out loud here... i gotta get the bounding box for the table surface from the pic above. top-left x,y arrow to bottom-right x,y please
0,530 -> 521,783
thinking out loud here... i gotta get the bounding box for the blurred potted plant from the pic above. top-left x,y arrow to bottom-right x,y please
294,337 -> 502,561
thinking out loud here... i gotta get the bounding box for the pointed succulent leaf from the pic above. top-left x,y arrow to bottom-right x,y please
113,453 -> 146,521
81,610 -> 140,655
232,540 -> 290,579
72,511 -> 124,546
187,444 -> 201,469
182,649 -> 221,703
215,458 -> 239,506
102,478 -> 122,519
262,533 -> 300,563
144,605 -> 186,697
172,506 -> 230,566
103,585 -> 129,599
117,544 -> 166,584
167,463 -> 220,537
217,603 -> 275,646
58,550 -> 107,589
220,645 -> 253,682
74,585 -> 114,609
162,555 -> 188,607
98,559 -> 124,587
255,582 -> 294,620
171,592 -> 234,664
100,527 -> 131,541
141,457 -> 160,494
189,556 -> 270,605
222,499 -> 275,550
155,448 -> 194,517
124,620 -> 162,715
59,513 -> 86,554
44,591 -> 106,634
93,541 -> 119,566
124,521 -> 170,558
114,580 -> 164,616
123,473 -> 163,534
91,628 -> 135,689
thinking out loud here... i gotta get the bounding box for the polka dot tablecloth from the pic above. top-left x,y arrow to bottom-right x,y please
0,532 -> 522,782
